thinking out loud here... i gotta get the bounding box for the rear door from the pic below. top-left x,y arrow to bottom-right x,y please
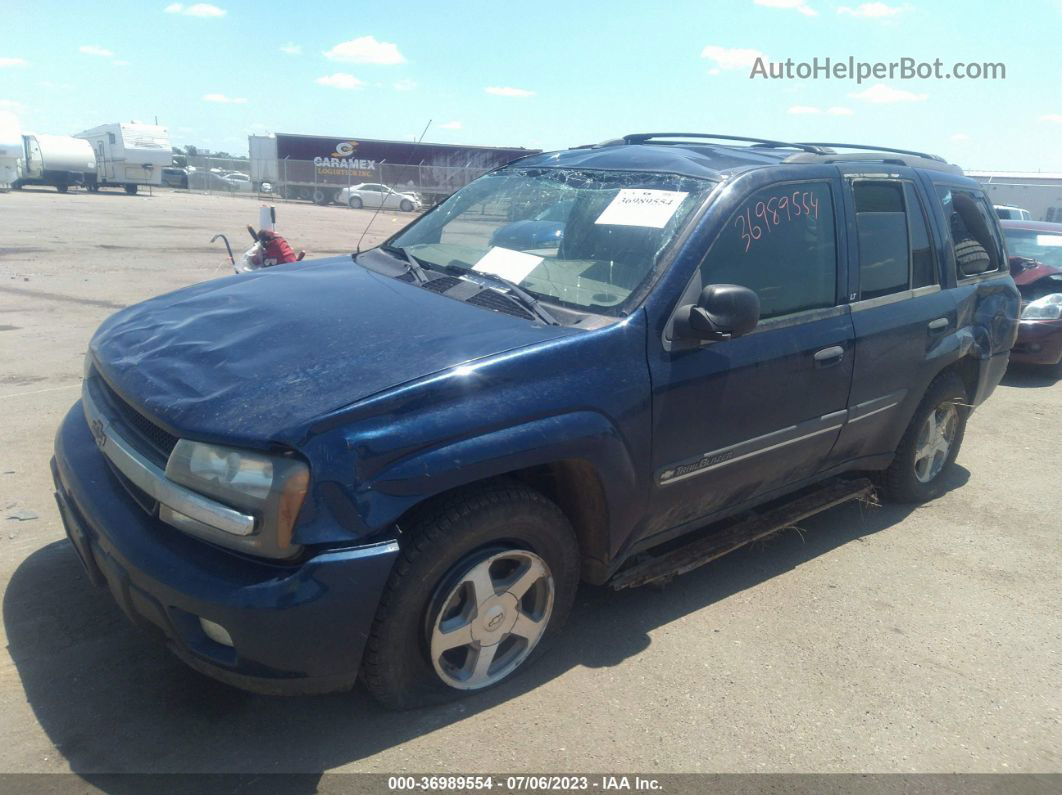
830,169 -> 957,462
646,175 -> 855,537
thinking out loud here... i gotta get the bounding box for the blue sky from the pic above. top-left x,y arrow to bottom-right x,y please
2,0 -> 1060,170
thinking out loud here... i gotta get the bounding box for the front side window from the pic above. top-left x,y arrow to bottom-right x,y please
935,186 -> 1004,277
697,182 -> 837,319
392,168 -> 714,314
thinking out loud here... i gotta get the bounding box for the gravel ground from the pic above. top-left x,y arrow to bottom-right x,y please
0,187 -> 1058,778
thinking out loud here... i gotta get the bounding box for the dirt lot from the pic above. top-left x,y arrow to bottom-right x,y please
0,187 -> 1058,777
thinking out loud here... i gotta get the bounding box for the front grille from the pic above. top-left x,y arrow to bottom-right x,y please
91,371 -> 179,464
468,289 -> 534,319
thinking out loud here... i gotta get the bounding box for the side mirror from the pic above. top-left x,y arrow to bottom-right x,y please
674,284 -> 760,341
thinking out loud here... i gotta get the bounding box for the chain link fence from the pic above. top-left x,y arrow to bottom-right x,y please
181,155 -> 491,206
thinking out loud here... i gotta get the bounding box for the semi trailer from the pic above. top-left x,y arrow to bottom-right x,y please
0,112 -> 21,190
76,122 -> 172,194
248,133 -> 537,205
11,134 -> 96,192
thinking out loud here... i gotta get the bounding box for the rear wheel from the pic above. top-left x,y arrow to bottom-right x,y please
348,196 -> 363,209
361,483 -> 579,709
311,188 -> 330,205
882,372 -> 968,503
124,184 -> 138,195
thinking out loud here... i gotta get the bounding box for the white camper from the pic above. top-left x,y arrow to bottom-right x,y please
12,134 -> 96,192
76,122 -> 171,194
0,111 -> 22,190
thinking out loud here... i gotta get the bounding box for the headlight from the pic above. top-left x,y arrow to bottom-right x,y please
164,440 -> 309,558
1021,293 -> 1062,320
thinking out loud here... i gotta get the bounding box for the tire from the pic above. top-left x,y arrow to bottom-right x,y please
881,371 -> 969,503
56,185 -> 68,193
311,188 -> 330,205
954,238 -> 990,277
348,196 -> 363,209
124,184 -> 138,195
400,199 -> 414,212
361,483 -> 580,710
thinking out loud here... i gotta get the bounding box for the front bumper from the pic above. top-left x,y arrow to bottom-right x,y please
52,402 -> 399,695
1010,319 -> 1062,365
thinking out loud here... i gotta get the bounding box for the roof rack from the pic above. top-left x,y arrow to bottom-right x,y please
618,133 -> 830,155
794,142 -> 947,162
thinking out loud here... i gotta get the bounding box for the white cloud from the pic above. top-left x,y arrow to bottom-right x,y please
0,99 -> 25,111
79,45 -> 115,57
1040,113 -> 1062,124
112,60 -> 130,67
202,92 -> 247,104
707,67 -> 721,76
279,43 -> 301,55
0,57 -> 28,68
950,132 -> 971,141
393,78 -> 417,91
788,105 -> 821,114
754,0 -> 818,17
165,3 -> 226,16
315,73 -> 365,90
837,2 -> 902,18
438,120 -> 462,130
849,82 -> 927,103
324,36 -> 405,65
485,86 -> 535,97
827,106 -> 854,115
700,45 -> 767,70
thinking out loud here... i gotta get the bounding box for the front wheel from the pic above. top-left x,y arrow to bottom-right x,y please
361,483 -> 580,709
348,195 -> 363,209
399,199 -> 414,212
882,372 -> 968,503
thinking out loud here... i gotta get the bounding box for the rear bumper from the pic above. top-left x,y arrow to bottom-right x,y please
52,402 -> 399,695
1010,319 -> 1062,366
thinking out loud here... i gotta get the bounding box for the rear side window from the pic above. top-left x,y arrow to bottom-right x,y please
853,181 -> 909,299
698,182 -> 837,319
935,187 -> 1004,278
905,183 -> 937,288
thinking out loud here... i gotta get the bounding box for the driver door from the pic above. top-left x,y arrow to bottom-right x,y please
645,176 -> 854,537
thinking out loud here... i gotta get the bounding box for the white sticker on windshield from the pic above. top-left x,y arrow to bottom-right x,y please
595,189 -> 689,228
472,246 -> 543,284
1036,234 -> 1062,247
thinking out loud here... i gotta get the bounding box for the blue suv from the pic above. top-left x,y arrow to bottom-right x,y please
52,133 -> 1019,707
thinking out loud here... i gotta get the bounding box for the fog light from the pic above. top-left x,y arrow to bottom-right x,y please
199,617 -> 234,647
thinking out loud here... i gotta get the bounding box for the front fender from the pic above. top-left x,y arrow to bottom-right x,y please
356,411 -> 640,543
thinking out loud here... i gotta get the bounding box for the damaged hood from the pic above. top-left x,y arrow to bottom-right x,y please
90,256 -> 575,446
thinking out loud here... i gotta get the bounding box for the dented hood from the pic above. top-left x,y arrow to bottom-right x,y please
89,257 -> 574,446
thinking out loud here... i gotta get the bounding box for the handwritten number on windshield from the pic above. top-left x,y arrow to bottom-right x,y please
736,190 -> 820,252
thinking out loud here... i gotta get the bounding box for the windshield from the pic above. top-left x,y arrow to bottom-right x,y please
389,168 -> 714,314
1004,228 -> 1062,267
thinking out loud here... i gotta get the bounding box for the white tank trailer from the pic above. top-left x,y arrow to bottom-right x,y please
76,122 -> 171,194
12,134 -> 96,192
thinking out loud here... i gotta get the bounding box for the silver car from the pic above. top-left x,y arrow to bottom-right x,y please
339,183 -> 421,211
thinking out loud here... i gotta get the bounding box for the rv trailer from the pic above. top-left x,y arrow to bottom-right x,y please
76,122 -> 172,194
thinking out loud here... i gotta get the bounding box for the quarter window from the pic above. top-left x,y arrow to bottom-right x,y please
935,187 -> 1004,277
698,182 -> 837,319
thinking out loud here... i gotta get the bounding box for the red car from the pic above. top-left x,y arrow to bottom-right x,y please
1002,220 -> 1062,373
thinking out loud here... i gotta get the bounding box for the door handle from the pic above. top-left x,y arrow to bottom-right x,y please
813,345 -> 845,367
928,317 -> 949,333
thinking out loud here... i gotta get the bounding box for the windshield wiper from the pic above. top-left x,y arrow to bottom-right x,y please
461,269 -> 560,326
379,243 -> 431,284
